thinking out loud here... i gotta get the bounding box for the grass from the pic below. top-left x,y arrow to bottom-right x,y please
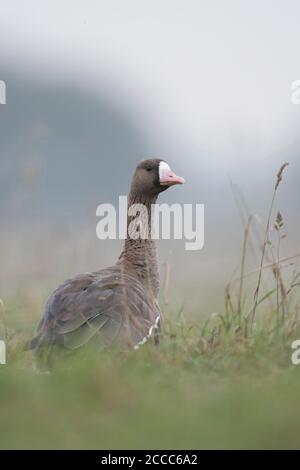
1,162 -> 300,450
1,309 -> 300,450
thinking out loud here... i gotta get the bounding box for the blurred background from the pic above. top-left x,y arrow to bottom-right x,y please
1,0 -> 300,315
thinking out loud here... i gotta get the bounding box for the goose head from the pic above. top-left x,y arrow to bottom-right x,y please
130,159 -> 185,199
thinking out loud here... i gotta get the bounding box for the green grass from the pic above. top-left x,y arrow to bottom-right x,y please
1,296 -> 300,450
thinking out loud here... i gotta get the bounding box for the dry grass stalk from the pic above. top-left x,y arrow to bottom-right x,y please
231,253 -> 300,284
237,216 -> 252,319
250,162 -> 289,329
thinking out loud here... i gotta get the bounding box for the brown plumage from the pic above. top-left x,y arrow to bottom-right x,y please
26,159 -> 184,368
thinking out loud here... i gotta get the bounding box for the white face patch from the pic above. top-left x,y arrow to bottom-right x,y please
159,161 -> 171,182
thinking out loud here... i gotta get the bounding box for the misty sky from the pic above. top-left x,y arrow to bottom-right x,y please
1,0 -> 300,167
1,1 -> 300,310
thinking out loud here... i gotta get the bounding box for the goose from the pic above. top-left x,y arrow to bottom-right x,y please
26,159 -> 184,368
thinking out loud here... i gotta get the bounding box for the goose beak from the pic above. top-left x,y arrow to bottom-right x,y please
159,165 -> 185,186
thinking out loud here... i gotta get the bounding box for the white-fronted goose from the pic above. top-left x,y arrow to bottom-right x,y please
26,159 -> 184,368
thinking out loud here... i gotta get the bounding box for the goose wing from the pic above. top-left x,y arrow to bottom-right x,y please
28,268 -> 161,355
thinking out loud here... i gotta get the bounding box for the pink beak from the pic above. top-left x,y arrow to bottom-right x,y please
160,169 -> 185,186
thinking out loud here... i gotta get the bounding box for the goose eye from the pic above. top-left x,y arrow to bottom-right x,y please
146,167 -> 152,172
